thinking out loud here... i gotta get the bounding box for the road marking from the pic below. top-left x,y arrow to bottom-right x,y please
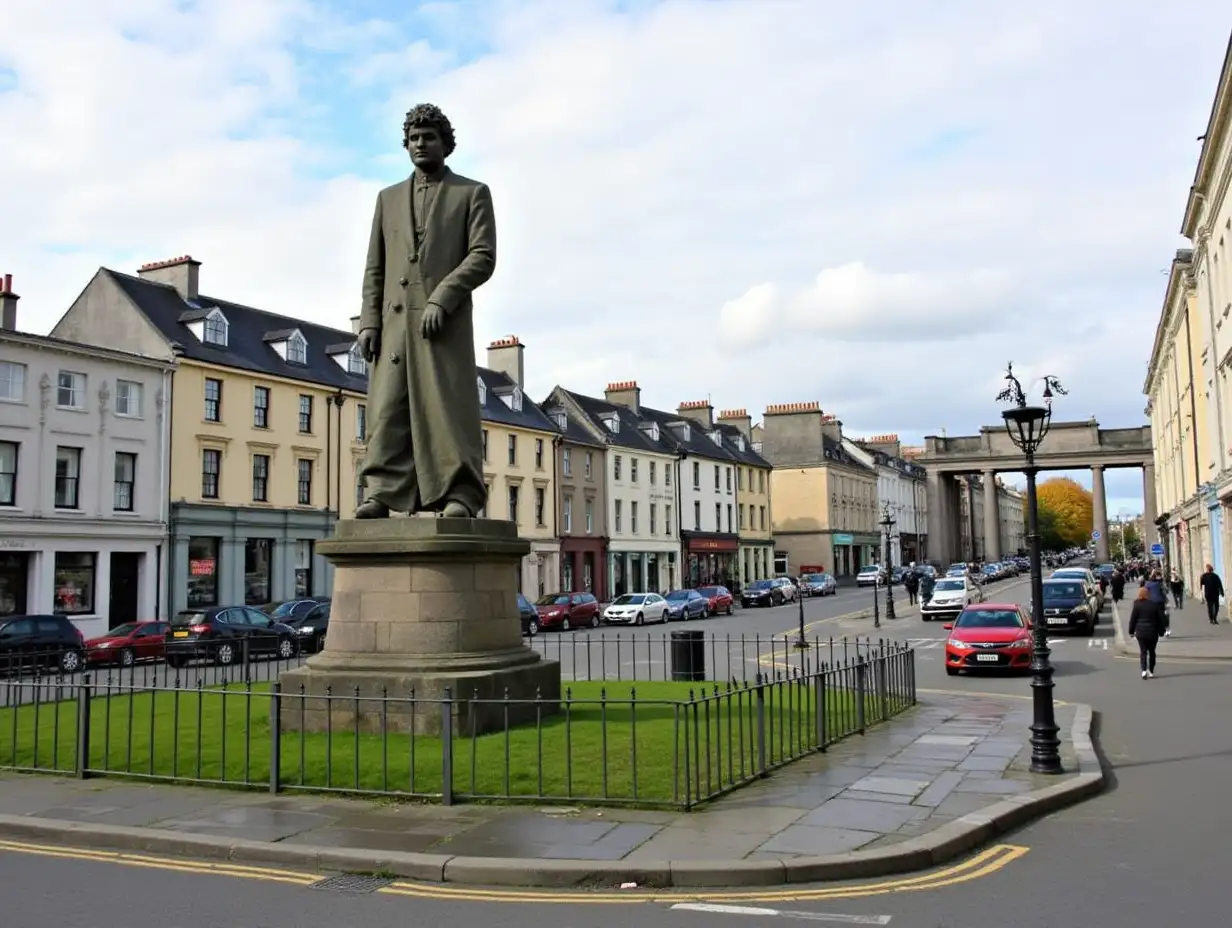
1088,639 -> 1108,650
670,902 -> 891,923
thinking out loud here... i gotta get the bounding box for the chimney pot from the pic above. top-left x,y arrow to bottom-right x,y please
0,273 -> 19,330
137,255 -> 200,302
486,334 -> 525,390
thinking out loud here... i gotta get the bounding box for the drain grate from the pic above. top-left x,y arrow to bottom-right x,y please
310,873 -> 394,894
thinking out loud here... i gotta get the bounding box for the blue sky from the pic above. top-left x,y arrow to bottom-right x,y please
3,0 -> 1229,518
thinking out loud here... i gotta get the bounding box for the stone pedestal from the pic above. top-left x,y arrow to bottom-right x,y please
279,517 -> 560,736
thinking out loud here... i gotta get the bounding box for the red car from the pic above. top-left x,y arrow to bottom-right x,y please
533,592 -> 601,631
943,604 -> 1034,676
697,585 -> 734,616
86,620 -> 170,667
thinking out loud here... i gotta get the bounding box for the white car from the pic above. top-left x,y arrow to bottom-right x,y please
602,592 -> 669,625
921,576 -> 984,621
857,565 -> 885,587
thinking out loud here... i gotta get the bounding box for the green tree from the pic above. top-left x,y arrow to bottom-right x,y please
1032,504 -> 1066,552
1036,477 -> 1094,548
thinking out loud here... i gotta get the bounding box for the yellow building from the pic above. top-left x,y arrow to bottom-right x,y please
52,256 -> 365,613
480,337 -> 561,598
757,403 -> 878,577
715,408 -> 775,585
1145,249 -> 1212,591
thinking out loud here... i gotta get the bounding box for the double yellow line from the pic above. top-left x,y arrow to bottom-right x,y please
0,838 -> 1028,904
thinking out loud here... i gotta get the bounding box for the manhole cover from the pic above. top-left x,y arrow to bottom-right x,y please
310,874 -> 394,894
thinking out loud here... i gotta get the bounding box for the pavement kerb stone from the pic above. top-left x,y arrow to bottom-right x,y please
0,700 -> 1105,889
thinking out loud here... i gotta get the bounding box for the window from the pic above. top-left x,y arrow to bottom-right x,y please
187,537 -> 220,608
297,459 -> 313,505
650,503 -> 657,534
298,395 -> 313,433
692,461 -> 700,488
562,447 -> 572,475
253,386 -> 270,428
726,504 -> 733,533
739,505 -> 745,530
714,464 -> 720,490
0,361 -> 25,402
115,379 -> 142,417
760,506 -> 766,530
204,378 -> 222,421
585,498 -> 594,533
57,371 -> 85,409
693,501 -> 701,531
507,484 -> 519,526
54,552 -> 96,615
55,446 -> 82,509
252,454 -> 270,502
356,404 -> 367,441
614,455 -> 622,480
631,458 -> 639,483
287,333 -> 307,365
348,343 -> 367,376
535,438 -> 544,469
563,495 -> 573,532
585,451 -> 593,478
738,468 -> 744,491
535,486 -> 546,525
726,467 -> 732,492
202,449 -> 221,499
665,464 -> 672,486
758,471 -> 765,493
482,429 -> 489,462
715,503 -> 721,531
508,433 -> 517,466
203,311 -> 228,346
244,538 -> 272,605
631,501 -> 639,534
0,441 -> 16,505
113,452 -> 136,511
295,540 -> 314,597
666,504 -> 673,536
615,499 -> 622,533
477,376 -> 487,404
649,461 -> 657,485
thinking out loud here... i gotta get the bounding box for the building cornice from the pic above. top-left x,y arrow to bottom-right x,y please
1144,252 -> 1196,397
1182,32 -> 1232,238
0,330 -> 175,371
180,357 -> 365,398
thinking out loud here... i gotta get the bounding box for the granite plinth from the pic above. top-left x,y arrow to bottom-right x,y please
279,516 -> 561,736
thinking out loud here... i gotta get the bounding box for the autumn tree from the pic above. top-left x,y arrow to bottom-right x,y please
1033,504 -> 1067,552
1035,477 -> 1094,547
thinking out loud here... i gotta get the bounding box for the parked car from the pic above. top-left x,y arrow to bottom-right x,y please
943,604 -> 1034,676
85,620 -> 169,667
856,565 -> 884,587
533,592 -> 601,631
946,563 -> 968,577
1036,579 -> 1097,635
164,606 -> 299,667
697,585 -> 735,615
799,573 -> 838,597
741,579 -> 782,607
0,614 -> 86,674
770,577 -> 798,602
516,593 -> 539,637
921,576 -> 983,622
603,592 -> 670,625
1051,567 -> 1103,616
664,589 -> 710,620
285,601 -> 331,653
263,598 -> 330,621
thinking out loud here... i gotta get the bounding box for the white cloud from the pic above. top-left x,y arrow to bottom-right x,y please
3,0 -> 1227,517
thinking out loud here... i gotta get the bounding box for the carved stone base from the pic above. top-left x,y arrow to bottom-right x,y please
278,516 -> 561,736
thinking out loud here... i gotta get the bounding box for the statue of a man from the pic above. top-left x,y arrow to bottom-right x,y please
354,103 -> 495,519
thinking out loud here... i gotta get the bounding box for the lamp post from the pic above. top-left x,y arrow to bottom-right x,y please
997,362 -> 1067,775
880,503 -> 897,620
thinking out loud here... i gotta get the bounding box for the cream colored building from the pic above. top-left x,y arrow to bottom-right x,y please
716,409 -> 775,587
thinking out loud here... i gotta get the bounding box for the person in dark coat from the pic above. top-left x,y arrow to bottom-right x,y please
1145,570 -> 1170,636
1168,569 -> 1184,610
1128,586 -> 1166,678
1110,568 -> 1126,603
1199,564 -> 1224,625
904,571 -> 920,605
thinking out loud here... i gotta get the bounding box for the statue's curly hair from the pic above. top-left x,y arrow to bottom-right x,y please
401,103 -> 456,157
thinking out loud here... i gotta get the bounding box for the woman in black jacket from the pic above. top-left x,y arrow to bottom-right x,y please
1128,586 -> 1166,679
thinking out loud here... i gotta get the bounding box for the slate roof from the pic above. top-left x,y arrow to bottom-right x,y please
558,390 -> 681,456
823,435 -> 872,471
106,269 -> 368,394
478,368 -> 558,433
538,396 -> 607,449
864,446 -> 926,479
712,421 -> 772,469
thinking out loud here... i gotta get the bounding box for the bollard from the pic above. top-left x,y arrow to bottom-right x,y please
268,681 -> 282,794
441,688 -> 454,805
855,661 -> 867,734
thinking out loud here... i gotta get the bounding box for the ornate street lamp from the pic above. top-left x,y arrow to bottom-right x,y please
997,362 -> 1067,775
879,503 -> 897,620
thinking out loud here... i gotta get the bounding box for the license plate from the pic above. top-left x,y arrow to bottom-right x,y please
975,654 -> 1000,662
1046,617 -> 1068,625
172,630 -> 189,638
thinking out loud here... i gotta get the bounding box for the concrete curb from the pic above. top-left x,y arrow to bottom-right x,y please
1111,600 -> 1232,661
0,701 -> 1104,889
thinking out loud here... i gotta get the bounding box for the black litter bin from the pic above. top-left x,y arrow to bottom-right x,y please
670,629 -> 706,682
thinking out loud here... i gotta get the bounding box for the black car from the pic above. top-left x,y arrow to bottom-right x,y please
286,601 -> 331,654
741,579 -> 782,607
517,594 -> 539,637
263,598 -> 329,621
1038,579 -> 1097,635
164,606 -> 299,667
0,614 -> 86,674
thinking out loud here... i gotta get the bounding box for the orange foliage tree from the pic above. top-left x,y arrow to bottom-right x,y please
1036,477 -> 1094,548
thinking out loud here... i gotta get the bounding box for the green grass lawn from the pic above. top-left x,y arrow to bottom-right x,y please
0,677 -> 908,807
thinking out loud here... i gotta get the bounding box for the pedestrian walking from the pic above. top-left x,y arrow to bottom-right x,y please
1169,569 -> 1184,610
1110,567 -> 1126,603
1145,570 -> 1171,637
1128,586 -> 1166,679
1199,563 -> 1225,625
904,571 -> 920,605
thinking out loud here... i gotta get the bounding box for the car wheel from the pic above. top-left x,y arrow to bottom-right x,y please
727,604 -> 734,615
59,649 -> 83,674
561,618 -> 572,632
527,619 -> 539,636
216,642 -> 235,666
590,614 -> 600,628
277,637 -> 295,660
119,648 -> 136,668
701,606 -> 709,619
635,612 -> 644,626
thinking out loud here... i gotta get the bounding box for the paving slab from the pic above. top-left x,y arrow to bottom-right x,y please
1114,598 -> 1232,660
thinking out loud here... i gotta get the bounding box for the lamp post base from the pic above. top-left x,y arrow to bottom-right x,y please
1029,659 -> 1064,774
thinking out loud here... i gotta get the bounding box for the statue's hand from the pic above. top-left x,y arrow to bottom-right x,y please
421,303 -> 446,340
357,327 -> 381,363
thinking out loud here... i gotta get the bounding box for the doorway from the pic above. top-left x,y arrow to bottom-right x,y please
109,552 -> 142,624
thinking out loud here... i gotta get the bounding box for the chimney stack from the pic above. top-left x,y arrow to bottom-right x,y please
0,274 -> 18,331
605,380 -> 641,414
676,400 -> 714,429
760,401 -> 824,466
350,315 -> 362,335
486,335 -> 525,390
861,433 -> 902,457
137,255 -> 201,302
717,407 -> 753,440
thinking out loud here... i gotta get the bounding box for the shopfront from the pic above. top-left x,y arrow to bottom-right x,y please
607,547 -> 678,597
682,532 -> 738,589
561,536 -> 607,600
0,549 -> 30,616
737,541 -> 774,590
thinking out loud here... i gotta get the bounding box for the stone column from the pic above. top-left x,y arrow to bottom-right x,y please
1142,463 -> 1158,548
925,469 -> 950,565
966,479 -> 979,562
983,471 -> 1001,562
1092,465 -> 1110,561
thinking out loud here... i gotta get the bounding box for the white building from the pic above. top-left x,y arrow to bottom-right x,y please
0,281 -> 175,637
844,435 -> 928,566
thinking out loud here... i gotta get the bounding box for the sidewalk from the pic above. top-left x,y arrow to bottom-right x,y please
1113,596 -> 1232,660
0,693 -> 1101,888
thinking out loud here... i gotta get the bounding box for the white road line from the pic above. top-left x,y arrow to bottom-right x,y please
1088,638 -> 1108,649
670,903 -> 891,924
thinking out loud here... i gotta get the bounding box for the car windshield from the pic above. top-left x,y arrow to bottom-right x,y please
1044,583 -> 1085,600
1053,570 -> 1084,579
934,579 -> 964,592
535,595 -> 570,606
103,622 -> 140,637
748,581 -> 771,590
859,566 -> 879,575
956,609 -> 1025,629
666,590 -> 690,601
170,612 -> 207,627
269,601 -> 302,618
802,574 -> 824,582
611,594 -> 646,605
698,587 -> 722,596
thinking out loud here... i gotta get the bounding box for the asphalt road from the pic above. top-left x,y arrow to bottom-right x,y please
5,571 -> 1229,926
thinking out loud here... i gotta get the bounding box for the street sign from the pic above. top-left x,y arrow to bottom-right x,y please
1091,530 -> 1101,540
1151,543 -> 1165,557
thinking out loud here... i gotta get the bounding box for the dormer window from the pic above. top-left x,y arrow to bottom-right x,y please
499,387 -> 523,412
601,413 -> 620,433
709,429 -> 723,447
477,376 -> 487,404
670,421 -> 691,441
639,421 -> 661,441
735,436 -> 746,451
286,332 -> 307,365
553,411 -> 568,430
347,343 -> 367,376
199,309 -> 229,347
